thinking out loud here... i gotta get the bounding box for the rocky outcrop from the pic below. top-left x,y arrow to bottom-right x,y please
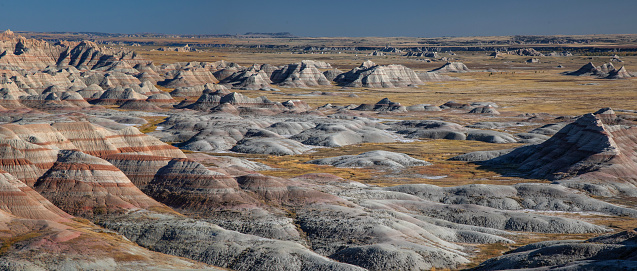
93,87 -> 148,105
221,66 -> 273,90
231,130 -> 312,155
606,66 -> 633,79
323,68 -> 343,81
185,91 -> 308,114
101,212 -> 365,271
391,120 -> 518,143
406,104 -> 442,112
566,62 -> 632,79
270,61 -> 332,88
144,158 -> 258,211
34,150 -> 166,217
170,83 -> 227,97
308,150 -> 431,169
567,62 -> 607,76
468,105 -> 500,115
159,68 -> 219,88
334,60 -> 423,88
483,109 -> 637,195
354,97 -> 406,112
0,168 -> 72,222
473,228 -> 637,270
291,120 -> 395,147
508,48 -> 544,56
429,62 -> 470,73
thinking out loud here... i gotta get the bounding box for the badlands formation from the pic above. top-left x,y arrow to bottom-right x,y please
0,30 -> 636,270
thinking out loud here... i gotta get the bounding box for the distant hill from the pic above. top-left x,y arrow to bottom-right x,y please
242,32 -> 296,38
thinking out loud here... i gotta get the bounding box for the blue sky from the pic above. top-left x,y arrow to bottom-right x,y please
1,0 -> 636,37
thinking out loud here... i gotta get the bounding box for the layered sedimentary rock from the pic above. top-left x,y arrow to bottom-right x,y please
0,30 -> 66,70
0,133 -> 59,186
231,129 -> 312,155
567,62 -> 611,77
270,60 -> 332,88
77,84 -> 105,99
483,109 -> 637,195
390,120 -> 518,143
473,228 -> 637,270
101,212 -> 364,271
144,158 -> 259,211
308,150 -> 431,169
291,120 -> 395,147
430,62 -> 471,73
0,31 -> 148,71
508,48 -> 545,56
159,68 -> 219,88
0,122 -> 185,187
184,91 -> 308,114
221,66 -> 273,90
354,97 -> 406,112
334,60 -> 423,88
103,154 -> 172,189
35,150 -> 166,217
133,63 -> 163,84
170,83 -> 227,97
0,168 -> 72,221
468,105 -> 500,115
566,62 -> 632,79
606,66 -> 633,79
93,87 -> 148,105
323,68 -> 343,81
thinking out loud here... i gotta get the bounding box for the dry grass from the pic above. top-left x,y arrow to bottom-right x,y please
0,231 -> 42,256
255,140 -> 540,187
137,116 -> 167,134
134,46 -> 637,118
154,85 -> 174,93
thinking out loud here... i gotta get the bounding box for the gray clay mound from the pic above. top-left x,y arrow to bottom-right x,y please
231,137 -> 311,156
429,62 -> 471,73
468,106 -> 500,115
449,149 -> 515,162
101,212 -> 364,271
308,150 -> 431,169
291,122 -> 396,147
473,228 -> 637,270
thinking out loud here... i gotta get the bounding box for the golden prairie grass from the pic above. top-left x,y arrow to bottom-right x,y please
256,140 -> 539,187
0,231 -> 42,256
137,116 -> 167,134
154,85 -> 174,93
138,52 -> 637,118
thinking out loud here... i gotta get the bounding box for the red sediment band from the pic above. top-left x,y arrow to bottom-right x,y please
105,134 -> 148,139
0,158 -> 37,166
83,150 -> 120,157
50,163 -> 121,171
39,178 -> 138,187
63,138 -> 115,141
35,162 -> 55,169
169,158 -> 193,162
0,191 -> 28,196
0,143 -> 52,151
117,145 -> 180,153
104,154 -> 172,161
95,99 -> 140,103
